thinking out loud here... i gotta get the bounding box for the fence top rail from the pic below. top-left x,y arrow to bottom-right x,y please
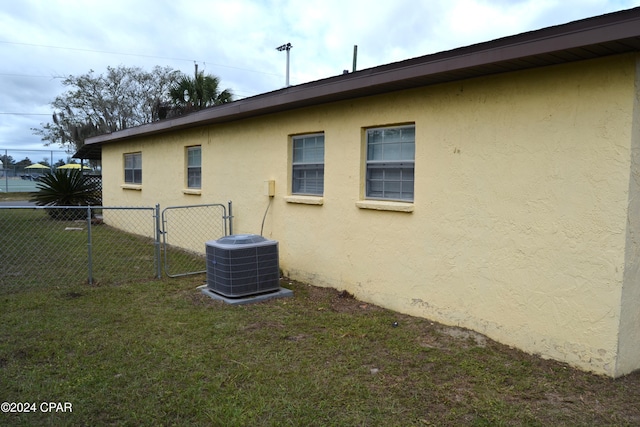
162,203 -> 226,210
0,205 -> 156,210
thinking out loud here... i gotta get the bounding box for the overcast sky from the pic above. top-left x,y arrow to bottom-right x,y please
1,0 -> 639,162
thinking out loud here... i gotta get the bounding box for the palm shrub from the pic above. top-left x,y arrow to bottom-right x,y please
30,169 -> 102,220
169,71 -> 233,115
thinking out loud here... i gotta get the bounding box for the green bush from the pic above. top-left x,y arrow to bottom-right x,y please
30,169 -> 101,219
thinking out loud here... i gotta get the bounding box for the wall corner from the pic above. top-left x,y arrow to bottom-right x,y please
616,55 -> 640,377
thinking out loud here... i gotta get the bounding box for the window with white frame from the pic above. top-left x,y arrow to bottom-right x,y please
365,125 -> 415,201
124,152 -> 142,184
292,133 -> 324,195
187,146 -> 201,189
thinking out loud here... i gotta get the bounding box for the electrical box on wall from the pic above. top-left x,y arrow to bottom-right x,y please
265,180 -> 275,197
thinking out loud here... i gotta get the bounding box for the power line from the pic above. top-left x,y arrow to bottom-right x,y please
0,72 -> 260,98
0,112 -> 50,116
0,72 -> 59,78
0,40 -> 279,77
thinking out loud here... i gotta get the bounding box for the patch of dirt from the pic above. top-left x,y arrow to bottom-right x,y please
417,333 -> 444,350
327,289 -> 384,314
438,326 -> 487,348
187,289 -> 223,307
63,291 -> 83,299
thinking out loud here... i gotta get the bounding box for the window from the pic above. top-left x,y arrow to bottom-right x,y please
292,133 -> 324,195
187,146 -> 201,189
124,152 -> 142,184
365,125 -> 415,201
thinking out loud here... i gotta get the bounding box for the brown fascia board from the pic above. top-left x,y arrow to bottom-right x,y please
85,7 -> 640,147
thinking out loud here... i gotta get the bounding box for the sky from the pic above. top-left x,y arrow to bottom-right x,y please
1,0 -> 639,163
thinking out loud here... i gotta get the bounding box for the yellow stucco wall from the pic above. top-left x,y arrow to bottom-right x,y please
101,54 -> 640,376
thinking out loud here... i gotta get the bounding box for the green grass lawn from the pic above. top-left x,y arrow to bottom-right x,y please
0,191 -> 33,201
1,207 -> 640,425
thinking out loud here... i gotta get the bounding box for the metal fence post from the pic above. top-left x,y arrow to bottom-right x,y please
155,204 -> 162,278
87,206 -> 94,285
227,200 -> 233,235
2,149 -> 8,193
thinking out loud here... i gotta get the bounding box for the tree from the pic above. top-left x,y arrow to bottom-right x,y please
169,71 -> 233,115
0,154 -> 15,168
32,65 -> 183,152
15,158 -> 33,168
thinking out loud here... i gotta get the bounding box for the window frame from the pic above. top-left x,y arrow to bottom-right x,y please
124,152 -> 142,185
364,124 -> 415,202
291,132 -> 325,196
186,145 -> 202,189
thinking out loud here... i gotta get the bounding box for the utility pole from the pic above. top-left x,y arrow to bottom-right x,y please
276,43 -> 292,87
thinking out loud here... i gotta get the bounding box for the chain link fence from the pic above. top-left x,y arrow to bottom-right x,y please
1,148 -> 97,193
0,203 -> 232,289
0,206 -> 158,290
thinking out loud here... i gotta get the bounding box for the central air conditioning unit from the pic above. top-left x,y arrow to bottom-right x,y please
206,234 -> 280,298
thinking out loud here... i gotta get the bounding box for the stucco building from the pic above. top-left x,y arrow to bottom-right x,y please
80,8 -> 640,377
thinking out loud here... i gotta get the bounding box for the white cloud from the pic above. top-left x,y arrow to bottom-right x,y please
0,0 -> 638,154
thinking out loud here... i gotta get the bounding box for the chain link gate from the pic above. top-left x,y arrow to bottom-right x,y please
161,202 -> 233,277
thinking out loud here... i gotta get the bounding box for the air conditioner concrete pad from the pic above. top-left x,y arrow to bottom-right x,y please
198,285 -> 293,305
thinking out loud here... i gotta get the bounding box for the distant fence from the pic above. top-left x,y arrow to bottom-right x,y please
1,148 -> 99,193
0,203 -> 232,289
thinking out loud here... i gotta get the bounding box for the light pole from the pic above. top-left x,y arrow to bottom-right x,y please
276,43 -> 292,87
